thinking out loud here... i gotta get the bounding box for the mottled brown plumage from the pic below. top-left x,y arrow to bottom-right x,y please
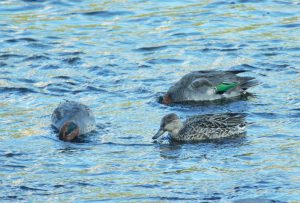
153,113 -> 247,142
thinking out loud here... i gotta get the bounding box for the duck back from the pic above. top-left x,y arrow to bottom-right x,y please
175,113 -> 246,142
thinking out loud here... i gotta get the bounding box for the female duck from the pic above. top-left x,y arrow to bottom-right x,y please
51,101 -> 96,141
153,113 -> 247,142
162,70 -> 258,104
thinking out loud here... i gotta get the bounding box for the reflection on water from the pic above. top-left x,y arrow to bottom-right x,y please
1,0 -> 300,202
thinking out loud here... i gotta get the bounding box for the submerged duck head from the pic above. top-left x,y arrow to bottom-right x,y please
59,121 -> 80,141
153,113 -> 183,139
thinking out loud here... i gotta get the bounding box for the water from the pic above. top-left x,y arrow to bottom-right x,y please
1,0 -> 300,202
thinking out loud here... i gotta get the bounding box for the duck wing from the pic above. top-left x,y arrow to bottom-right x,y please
193,70 -> 258,92
178,113 -> 246,141
185,113 -> 247,128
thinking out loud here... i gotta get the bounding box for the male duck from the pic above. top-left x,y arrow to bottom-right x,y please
162,70 -> 258,104
51,101 -> 96,141
153,113 -> 247,142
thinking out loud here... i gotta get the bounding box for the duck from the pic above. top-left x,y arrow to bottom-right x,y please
51,101 -> 96,141
153,113 -> 247,142
161,70 -> 258,104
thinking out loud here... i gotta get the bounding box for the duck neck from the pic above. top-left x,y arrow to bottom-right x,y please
169,121 -> 183,139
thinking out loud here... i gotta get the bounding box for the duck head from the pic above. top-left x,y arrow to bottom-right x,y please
153,113 -> 183,140
59,121 -> 80,141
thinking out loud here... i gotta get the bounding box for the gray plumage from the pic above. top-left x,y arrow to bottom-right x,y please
163,70 -> 258,103
51,101 -> 96,135
153,113 -> 247,142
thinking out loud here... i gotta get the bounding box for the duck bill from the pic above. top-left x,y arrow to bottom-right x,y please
152,129 -> 165,139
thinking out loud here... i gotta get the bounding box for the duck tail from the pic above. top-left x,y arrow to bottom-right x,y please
227,113 -> 247,124
240,77 -> 259,90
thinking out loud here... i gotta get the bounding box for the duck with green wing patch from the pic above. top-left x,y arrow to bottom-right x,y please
161,70 -> 258,104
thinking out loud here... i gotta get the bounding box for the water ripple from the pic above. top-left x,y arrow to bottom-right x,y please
0,54 -> 25,59
5,37 -> 38,43
134,45 -> 168,52
0,87 -> 37,94
73,10 -> 134,17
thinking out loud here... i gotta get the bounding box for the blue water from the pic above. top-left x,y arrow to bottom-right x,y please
1,0 -> 300,202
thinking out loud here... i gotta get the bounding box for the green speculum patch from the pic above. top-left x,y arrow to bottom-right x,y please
215,82 -> 238,94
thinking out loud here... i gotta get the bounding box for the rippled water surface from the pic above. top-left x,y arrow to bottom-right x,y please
1,0 -> 300,202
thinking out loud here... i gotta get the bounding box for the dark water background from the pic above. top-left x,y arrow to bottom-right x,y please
1,0 -> 300,202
